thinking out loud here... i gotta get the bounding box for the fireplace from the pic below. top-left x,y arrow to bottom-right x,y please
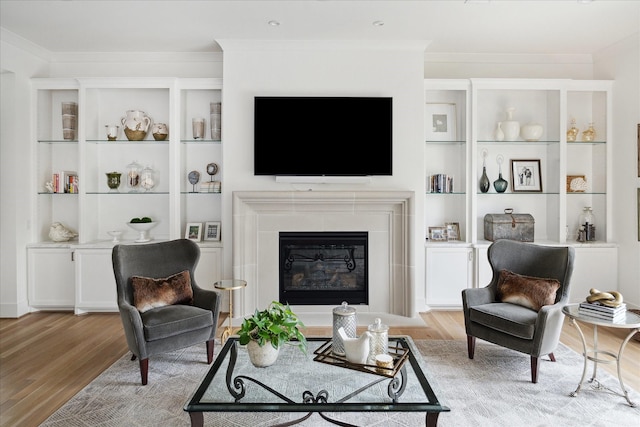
279,231 -> 368,305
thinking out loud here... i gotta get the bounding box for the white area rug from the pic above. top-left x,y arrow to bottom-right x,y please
41,339 -> 640,427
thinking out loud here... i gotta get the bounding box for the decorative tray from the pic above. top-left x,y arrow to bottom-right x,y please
313,340 -> 410,378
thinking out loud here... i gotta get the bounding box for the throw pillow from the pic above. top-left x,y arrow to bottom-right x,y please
131,270 -> 193,313
497,269 -> 560,312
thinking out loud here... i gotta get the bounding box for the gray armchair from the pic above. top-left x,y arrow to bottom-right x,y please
112,239 -> 221,385
462,239 -> 574,383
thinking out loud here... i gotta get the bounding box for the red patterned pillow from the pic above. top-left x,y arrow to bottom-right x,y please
131,270 -> 193,313
497,269 -> 560,312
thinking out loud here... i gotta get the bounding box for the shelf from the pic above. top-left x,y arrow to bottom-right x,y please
86,139 -> 169,144
180,139 -> 222,144
38,139 -> 78,144
426,192 -> 466,195
478,140 -> 559,145
567,141 -> 607,145
85,191 -> 170,195
425,140 -> 466,145
180,191 -> 222,195
477,191 -> 561,195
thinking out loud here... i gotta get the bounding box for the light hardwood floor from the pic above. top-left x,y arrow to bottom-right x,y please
1,311 -> 638,427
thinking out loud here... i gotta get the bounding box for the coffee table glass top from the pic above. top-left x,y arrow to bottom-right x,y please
185,336 -> 449,414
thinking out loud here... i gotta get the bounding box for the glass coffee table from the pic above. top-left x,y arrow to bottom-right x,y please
184,336 -> 449,427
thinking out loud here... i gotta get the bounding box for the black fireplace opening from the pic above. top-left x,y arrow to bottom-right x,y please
279,231 -> 368,305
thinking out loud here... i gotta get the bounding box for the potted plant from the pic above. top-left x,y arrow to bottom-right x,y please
238,301 -> 307,367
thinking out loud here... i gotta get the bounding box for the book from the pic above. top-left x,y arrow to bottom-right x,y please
579,301 -> 626,314
578,308 -> 626,322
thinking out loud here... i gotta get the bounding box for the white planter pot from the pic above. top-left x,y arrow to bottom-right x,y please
247,340 -> 280,367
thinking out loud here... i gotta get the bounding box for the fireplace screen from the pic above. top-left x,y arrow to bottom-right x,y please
279,231 -> 368,305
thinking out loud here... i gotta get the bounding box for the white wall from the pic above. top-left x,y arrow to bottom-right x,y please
218,40 -> 428,311
594,33 -> 640,306
0,40 -> 49,317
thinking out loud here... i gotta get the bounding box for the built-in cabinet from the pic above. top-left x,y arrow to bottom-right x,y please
28,78 -> 224,312
424,78 -> 617,308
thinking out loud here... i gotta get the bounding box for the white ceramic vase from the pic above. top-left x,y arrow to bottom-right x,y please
502,107 -> 520,141
247,340 -> 280,367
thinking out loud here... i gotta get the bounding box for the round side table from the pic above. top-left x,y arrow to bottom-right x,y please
214,279 -> 247,344
562,303 -> 640,407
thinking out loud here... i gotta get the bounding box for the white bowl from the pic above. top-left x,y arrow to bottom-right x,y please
126,222 -> 158,242
107,230 -> 123,243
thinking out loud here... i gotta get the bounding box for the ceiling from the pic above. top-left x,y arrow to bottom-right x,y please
1,1 -> 639,57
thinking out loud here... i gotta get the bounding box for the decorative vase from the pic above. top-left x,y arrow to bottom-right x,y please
247,340 -> 280,367
495,122 -> 505,141
121,110 -> 151,141
493,155 -> 508,193
479,166 -> 490,193
502,107 -> 520,141
567,118 -> 579,142
152,123 -> 168,141
126,160 -> 142,193
106,172 -> 122,192
140,166 -> 155,192
210,102 -> 221,141
520,123 -> 543,141
581,122 -> 596,142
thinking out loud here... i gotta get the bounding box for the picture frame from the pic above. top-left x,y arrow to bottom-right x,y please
445,222 -> 461,241
185,222 -> 202,241
428,226 -> 447,242
204,221 -> 221,241
510,159 -> 542,192
424,103 -> 457,141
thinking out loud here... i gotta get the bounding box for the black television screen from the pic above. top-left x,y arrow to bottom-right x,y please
254,96 -> 392,176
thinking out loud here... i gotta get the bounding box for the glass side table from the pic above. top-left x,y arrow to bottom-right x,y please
213,279 -> 247,344
562,304 -> 640,407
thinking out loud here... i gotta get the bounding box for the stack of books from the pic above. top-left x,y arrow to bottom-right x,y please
578,301 -> 627,322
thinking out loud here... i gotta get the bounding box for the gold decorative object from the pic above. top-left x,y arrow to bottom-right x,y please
567,118 -> 579,142
581,122 -> 596,142
586,288 -> 624,308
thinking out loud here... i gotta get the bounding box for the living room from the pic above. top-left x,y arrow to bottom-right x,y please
1,1 -> 639,426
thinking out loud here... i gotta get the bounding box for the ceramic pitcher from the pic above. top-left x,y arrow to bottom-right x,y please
121,110 -> 151,140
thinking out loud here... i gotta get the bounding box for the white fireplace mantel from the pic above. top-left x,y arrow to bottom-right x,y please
232,190 -> 415,319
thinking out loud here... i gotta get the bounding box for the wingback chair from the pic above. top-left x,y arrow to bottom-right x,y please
462,239 -> 575,383
112,239 -> 221,385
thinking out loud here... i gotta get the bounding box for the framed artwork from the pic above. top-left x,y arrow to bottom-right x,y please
424,103 -> 457,141
185,222 -> 202,241
428,226 -> 447,242
204,221 -> 221,241
511,159 -> 542,192
445,222 -> 461,241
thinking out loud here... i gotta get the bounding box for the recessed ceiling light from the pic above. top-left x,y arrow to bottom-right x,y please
268,20 -> 280,27
372,20 -> 385,27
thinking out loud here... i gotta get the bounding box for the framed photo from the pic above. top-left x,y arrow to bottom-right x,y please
445,222 -> 461,241
511,159 -> 542,192
204,221 -> 221,241
185,222 -> 202,241
428,226 -> 447,242
425,103 -> 457,141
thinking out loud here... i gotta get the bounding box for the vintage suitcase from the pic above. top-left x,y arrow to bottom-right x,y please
484,208 -> 535,242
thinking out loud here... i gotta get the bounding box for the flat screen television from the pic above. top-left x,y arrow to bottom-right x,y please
254,96 -> 392,176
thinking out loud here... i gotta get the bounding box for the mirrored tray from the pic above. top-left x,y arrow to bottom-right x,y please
312,339 -> 410,378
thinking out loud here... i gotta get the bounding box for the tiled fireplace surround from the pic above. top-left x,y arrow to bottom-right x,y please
232,191 -> 415,319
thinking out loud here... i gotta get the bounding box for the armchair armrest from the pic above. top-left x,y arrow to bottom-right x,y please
462,286 -> 494,308
192,287 -> 222,313
532,301 -> 566,356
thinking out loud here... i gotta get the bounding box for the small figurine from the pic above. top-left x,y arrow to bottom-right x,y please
49,222 -> 78,242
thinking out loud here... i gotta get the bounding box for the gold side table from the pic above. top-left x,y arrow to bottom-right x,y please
562,303 -> 640,407
214,279 -> 247,344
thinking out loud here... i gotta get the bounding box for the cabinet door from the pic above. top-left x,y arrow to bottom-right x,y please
27,248 -> 75,309
195,247 -> 223,291
74,248 -> 117,314
425,247 -> 472,307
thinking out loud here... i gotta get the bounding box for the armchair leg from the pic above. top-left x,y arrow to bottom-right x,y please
530,356 -> 540,383
206,339 -> 214,364
139,358 -> 149,386
548,352 -> 556,362
467,335 -> 476,359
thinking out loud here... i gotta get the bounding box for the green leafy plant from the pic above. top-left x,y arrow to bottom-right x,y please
238,301 -> 307,354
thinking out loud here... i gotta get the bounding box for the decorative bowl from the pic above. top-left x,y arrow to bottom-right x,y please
520,123 -> 543,141
107,230 -> 123,243
126,222 -> 158,243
